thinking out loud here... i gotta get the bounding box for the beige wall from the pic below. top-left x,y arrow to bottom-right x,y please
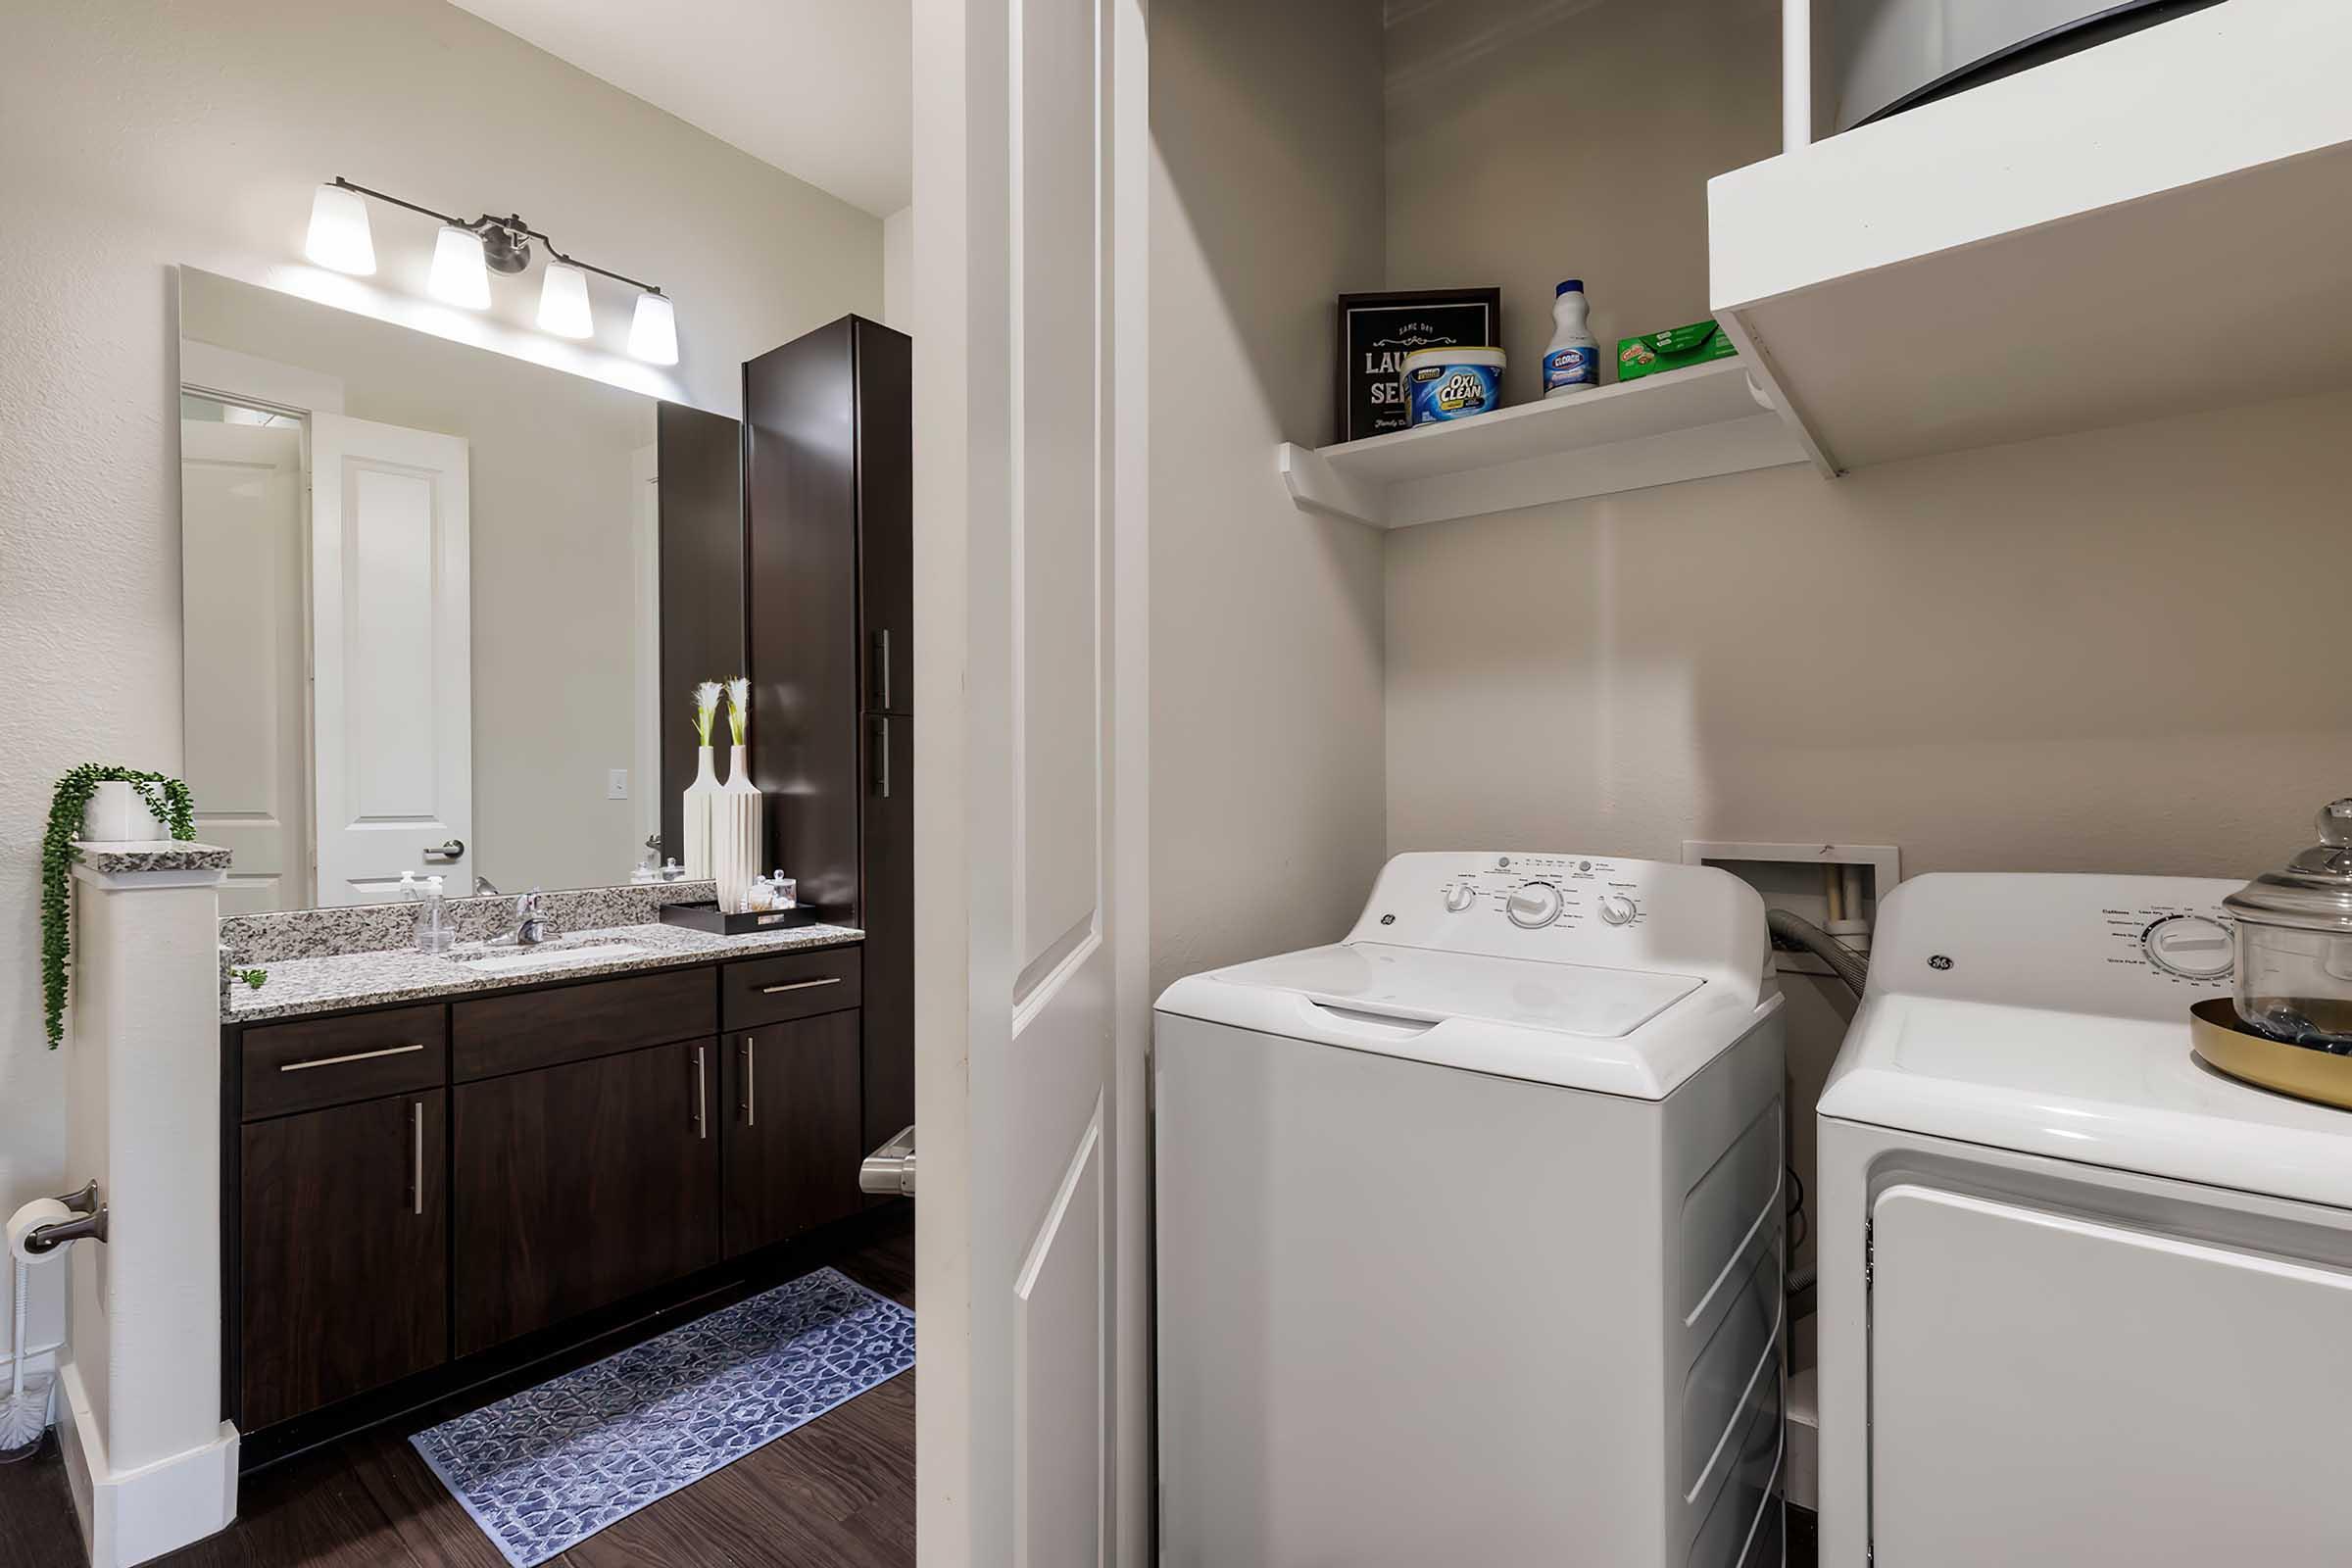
1381,0 -> 2352,1279
1385,0 -> 1781,406
0,0 -> 878,1348
1149,0 -> 1391,998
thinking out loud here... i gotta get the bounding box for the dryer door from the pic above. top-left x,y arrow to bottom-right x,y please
1869,1184 -> 2352,1565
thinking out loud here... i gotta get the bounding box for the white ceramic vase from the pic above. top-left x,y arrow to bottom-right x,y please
81,780 -> 170,842
714,745 -> 765,914
682,746 -> 720,880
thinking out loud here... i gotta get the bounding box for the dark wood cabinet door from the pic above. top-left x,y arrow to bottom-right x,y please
240,1091 -> 447,1429
720,1010 -> 865,1257
452,1039 -> 721,1356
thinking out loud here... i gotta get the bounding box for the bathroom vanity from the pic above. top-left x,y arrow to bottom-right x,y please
219,917 -> 868,1458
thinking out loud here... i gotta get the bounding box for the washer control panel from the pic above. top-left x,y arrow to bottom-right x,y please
1434,853 -> 1652,935
1350,851 -> 1769,1008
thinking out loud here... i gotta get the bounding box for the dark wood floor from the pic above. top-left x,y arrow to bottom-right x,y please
0,1215 -> 913,1568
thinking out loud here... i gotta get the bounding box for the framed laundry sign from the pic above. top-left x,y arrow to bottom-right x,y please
1335,287 -> 1502,443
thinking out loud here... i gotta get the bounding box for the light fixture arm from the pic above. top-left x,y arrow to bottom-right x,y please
325,176 -> 666,297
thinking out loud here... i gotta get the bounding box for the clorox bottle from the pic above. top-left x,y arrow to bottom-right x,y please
1542,280 -> 1599,397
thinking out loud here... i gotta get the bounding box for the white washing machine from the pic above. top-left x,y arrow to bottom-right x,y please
1154,851 -> 1788,1568
1816,873 -> 2352,1566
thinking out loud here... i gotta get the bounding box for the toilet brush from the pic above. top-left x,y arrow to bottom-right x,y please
0,1260 -> 45,1453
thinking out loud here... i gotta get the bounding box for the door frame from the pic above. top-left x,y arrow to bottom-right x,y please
177,335 -> 344,910
910,0 -> 1152,1559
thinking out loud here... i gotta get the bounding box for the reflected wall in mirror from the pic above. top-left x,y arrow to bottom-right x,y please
178,268 -> 741,912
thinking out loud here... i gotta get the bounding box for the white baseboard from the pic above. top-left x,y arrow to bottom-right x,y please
56,1360 -> 240,1568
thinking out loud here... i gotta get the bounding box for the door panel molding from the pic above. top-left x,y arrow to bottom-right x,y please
1014,1098 -> 1106,1567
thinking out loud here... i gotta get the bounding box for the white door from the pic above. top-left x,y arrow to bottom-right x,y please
912,0 -> 1151,1560
181,418 -> 309,912
1870,1183 -> 2352,1565
309,412 -> 473,905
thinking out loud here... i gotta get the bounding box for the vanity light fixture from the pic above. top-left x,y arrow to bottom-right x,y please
302,177 -> 678,362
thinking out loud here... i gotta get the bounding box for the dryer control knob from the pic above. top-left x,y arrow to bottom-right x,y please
1444,884 -> 1478,914
1506,882 -> 1563,929
2141,913 -> 2233,979
1598,894 -> 1639,926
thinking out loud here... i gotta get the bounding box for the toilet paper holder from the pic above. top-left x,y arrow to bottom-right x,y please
24,1180 -> 107,1255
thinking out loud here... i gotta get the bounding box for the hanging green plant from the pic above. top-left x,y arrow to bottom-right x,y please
40,765 -> 196,1051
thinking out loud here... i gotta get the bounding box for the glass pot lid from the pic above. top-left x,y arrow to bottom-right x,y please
2224,798 -> 2352,934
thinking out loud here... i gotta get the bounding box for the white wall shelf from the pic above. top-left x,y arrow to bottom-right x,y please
1278,360 -> 1811,529
1714,2 -> 2352,476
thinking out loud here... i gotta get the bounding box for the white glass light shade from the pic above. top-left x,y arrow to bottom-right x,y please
428,224 -> 492,309
537,262 -> 594,338
628,291 -> 679,366
304,183 -> 376,275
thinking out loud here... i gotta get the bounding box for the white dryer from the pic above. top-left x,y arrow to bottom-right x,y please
1154,851 -> 1788,1568
1816,873 -> 2352,1566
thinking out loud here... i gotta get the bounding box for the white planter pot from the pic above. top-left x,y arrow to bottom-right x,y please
81,780 -> 171,843
682,746 -> 721,880
713,745 -> 766,914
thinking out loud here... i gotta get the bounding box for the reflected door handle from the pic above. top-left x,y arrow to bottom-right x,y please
859,1125 -> 915,1197
423,839 -> 466,862
871,717 -> 891,800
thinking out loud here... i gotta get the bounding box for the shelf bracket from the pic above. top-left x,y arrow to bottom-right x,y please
1277,441 -> 1387,528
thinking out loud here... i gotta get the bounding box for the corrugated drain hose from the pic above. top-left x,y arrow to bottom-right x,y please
1766,908 -> 1869,998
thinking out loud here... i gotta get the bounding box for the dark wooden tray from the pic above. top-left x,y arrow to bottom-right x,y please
659,901 -> 822,936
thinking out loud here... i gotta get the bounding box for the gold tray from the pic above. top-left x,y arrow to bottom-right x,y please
2190,998 -> 2352,1112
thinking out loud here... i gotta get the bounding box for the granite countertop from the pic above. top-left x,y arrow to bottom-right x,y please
225,918 -> 864,1023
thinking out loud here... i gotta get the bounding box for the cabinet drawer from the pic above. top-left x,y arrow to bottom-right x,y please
240,1005 -> 448,1120
721,945 -> 862,1031
453,966 -> 716,1082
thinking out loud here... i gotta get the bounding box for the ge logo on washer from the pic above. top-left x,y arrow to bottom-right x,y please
1928,954 -> 1955,970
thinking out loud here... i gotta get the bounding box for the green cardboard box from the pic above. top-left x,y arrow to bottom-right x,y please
1615,320 -> 1739,382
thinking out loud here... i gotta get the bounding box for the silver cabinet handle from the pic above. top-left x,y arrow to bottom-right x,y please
422,838 -> 466,862
410,1101 -> 424,1216
872,629 -> 892,710
873,716 -> 892,799
859,1125 -> 916,1198
742,1035 -> 757,1127
694,1044 -> 708,1141
760,976 -> 843,995
281,1041 -> 426,1074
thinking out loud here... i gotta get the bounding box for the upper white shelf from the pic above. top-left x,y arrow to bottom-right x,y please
1279,359 -> 1809,529
1711,2 -> 2352,475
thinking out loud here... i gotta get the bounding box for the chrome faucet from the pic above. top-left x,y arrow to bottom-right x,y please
510,888 -> 554,946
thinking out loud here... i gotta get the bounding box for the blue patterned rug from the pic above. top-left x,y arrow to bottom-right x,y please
411,1266 -> 915,1567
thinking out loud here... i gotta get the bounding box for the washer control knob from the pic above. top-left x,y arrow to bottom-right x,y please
1444,884 -> 1478,914
1597,894 -> 1639,927
2141,913 -> 2233,979
1506,882 -> 1563,929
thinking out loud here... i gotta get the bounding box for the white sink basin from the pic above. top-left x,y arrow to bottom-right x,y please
446,941 -> 649,977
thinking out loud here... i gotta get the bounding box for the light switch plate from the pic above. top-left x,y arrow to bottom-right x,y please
608,769 -> 629,800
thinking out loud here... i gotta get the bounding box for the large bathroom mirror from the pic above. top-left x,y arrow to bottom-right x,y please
177,268 -> 742,912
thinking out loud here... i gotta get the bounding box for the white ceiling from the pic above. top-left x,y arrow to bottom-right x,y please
451,0 -> 912,218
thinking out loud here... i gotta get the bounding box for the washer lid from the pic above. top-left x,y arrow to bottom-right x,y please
1227,942 -> 1703,1039
1154,941 -> 1772,1101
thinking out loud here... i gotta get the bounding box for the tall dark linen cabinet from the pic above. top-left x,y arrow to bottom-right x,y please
743,317 -> 914,1156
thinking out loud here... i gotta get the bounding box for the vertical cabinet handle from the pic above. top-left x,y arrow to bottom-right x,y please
742,1035 -> 757,1127
872,629 -> 892,711
694,1044 -> 708,1140
410,1101 -> 424,1217
872,716 -> 892,800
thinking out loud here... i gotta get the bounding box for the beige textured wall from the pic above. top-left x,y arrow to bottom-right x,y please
1382,0 -> 2352,1283
0,0 -> 878,1351
1149,0 -> 1391,998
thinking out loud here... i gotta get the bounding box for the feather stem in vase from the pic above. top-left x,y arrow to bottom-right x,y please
726,677 -> 751,747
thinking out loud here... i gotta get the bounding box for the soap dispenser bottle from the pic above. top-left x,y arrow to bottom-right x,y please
415,875 -> 454,953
